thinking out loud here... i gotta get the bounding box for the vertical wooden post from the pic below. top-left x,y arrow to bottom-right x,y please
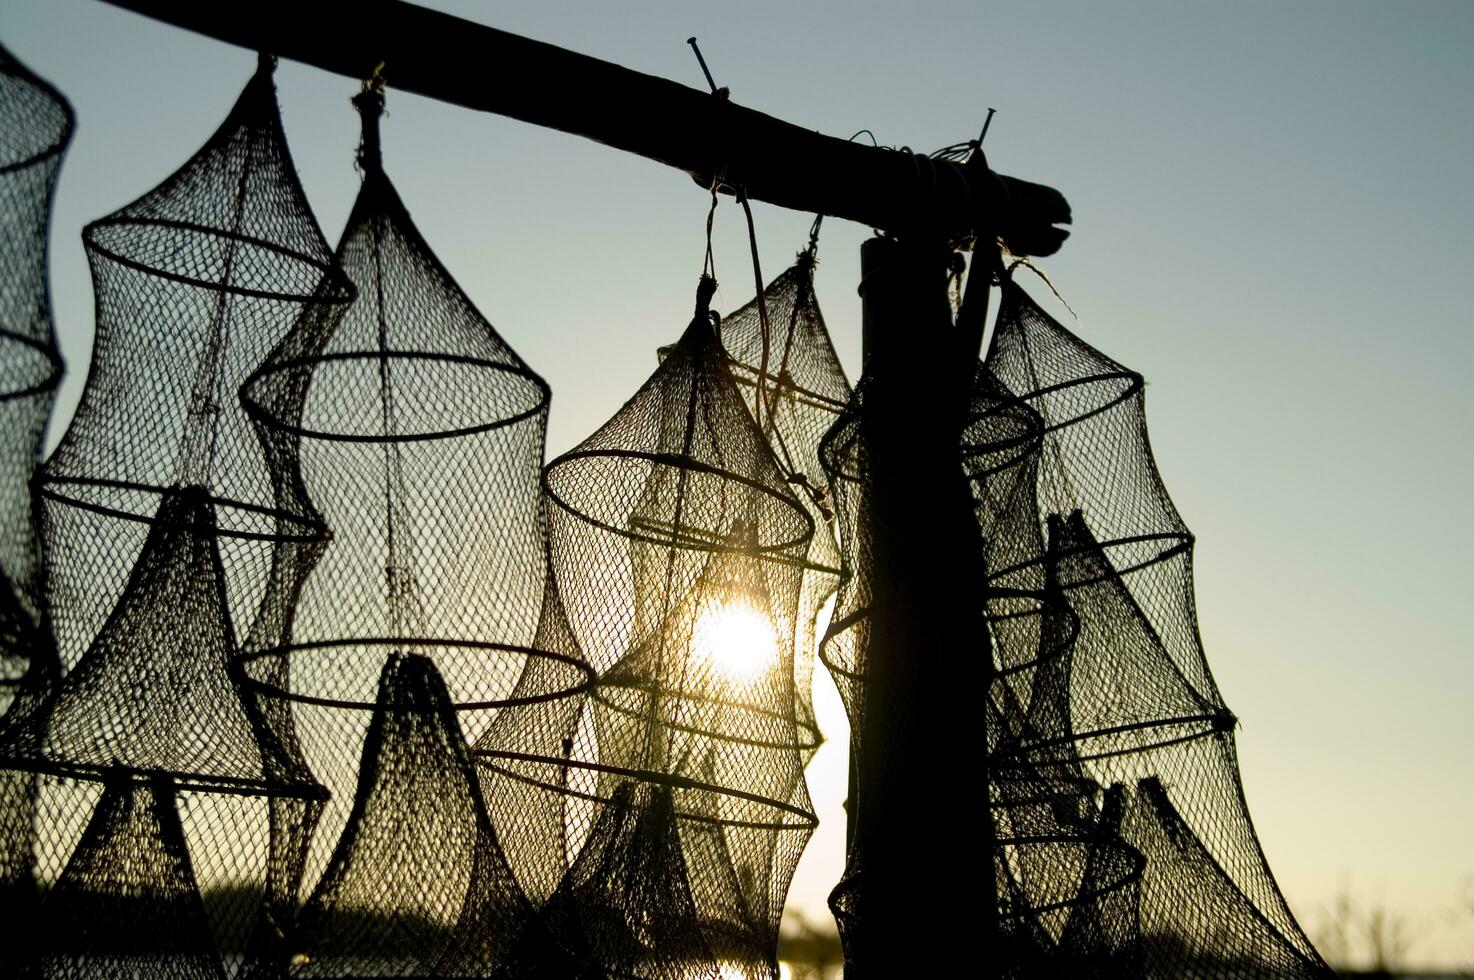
842,236 -> 994,975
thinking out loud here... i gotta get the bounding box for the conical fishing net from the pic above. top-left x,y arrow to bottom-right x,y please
0,41 -> 72,974
38,54 -> 348,674
291,653 -> 561,978
716,241 -> 849,761
987,517 -> 1145,979
520,274 -> 817,978
974,272 -> 1330,977
0,41 -> 71,703
0,484 -> 322,974
469,563 -> 592,909
237,89 -> 591,919
33,774 -> 226,980
0,484 -> 315,793
818,261 -> 1329,977
539,780 -> 716,979
7,56 -> 342,975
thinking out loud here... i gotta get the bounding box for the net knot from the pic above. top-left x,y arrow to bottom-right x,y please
353,63 -> 387,173
352,87 -> 385,173
694,274 -> 718,319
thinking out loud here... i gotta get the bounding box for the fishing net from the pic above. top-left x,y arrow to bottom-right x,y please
716,241 -> 849,761
818,259 -> 1328,978
37,53 -> 347,672
975,272 -> 1330,977
0,485 -> 315,793
510,274 -> 817,978
0,484 -> 323,976
291,653 -> 564,978
0,41 -> 72,977
33,774 -> 227,980
813,388 -> 868,730
237,89 -> 592,942
5,56 -> 344,975
986,515 -> 1145,979
467,563 -> 591,909
0,41 -> 71,703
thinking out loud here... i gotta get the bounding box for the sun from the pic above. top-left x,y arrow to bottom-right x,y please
691,598 -> 780,686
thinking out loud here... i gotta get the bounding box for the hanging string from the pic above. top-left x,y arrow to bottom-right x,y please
734,187 -> 771,433
352,64 -> 386,174
687,37 -> 827,512
734,193 -> 835,520
1007,256 -> 1080,322
701,176 -> 720,283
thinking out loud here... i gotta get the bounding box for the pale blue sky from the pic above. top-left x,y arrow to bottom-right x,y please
5,0 -> 1472,969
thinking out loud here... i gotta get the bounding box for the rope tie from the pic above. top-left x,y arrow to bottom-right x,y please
1008,257 -> 1079,322
701,176 -> 720,282
352,64 -> 386,174
735,187 -> 772,432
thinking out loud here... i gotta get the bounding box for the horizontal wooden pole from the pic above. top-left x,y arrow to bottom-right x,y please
98,0 -> 1070,254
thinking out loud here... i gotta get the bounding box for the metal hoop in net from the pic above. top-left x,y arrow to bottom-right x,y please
5,57 -> 346,978
237,92 -> 594,934
975,273 -> 1331,977
289,653 -> 570,977
716,245 -> 850,763
507,277 -> 817,978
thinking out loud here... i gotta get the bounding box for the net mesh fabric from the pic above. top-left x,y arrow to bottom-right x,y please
291,654 -> 564,978
0,485 -> 321,978
0,41 -> 72,977
0,42 -> 70,699
818,267 -> 1329,977
33,774 -> 227,980
239,92 -> 592,974
520,277 -> 817,978
38,55 -> 346,678
0,41 -> 1327,976
3,57 -> 341,977
715,248 -> 849,763
0,485 -> 314,793
976,273 -> 1330,978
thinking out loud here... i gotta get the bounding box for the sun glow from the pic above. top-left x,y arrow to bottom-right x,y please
692,598 -> 780,686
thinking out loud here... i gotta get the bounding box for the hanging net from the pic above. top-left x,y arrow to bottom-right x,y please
0,41 -> 71,703
986,513 -> 1146,978
817,263 -> 1330,977
813,383 -> 869,730
7,56 -> 344,976
237,90 -> 592,921
32,774 -> 227,980
500,274 -> 817,978
974,272 -> 1331,977
291,653 -> 564,978
0,484 -> 323,975
715,242 -> 850,761
0,484 -> 316,794
0,40 -> 72,977
38,53 -> 348,674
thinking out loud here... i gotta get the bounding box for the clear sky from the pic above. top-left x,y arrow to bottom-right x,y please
5,0 -> 1472,970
